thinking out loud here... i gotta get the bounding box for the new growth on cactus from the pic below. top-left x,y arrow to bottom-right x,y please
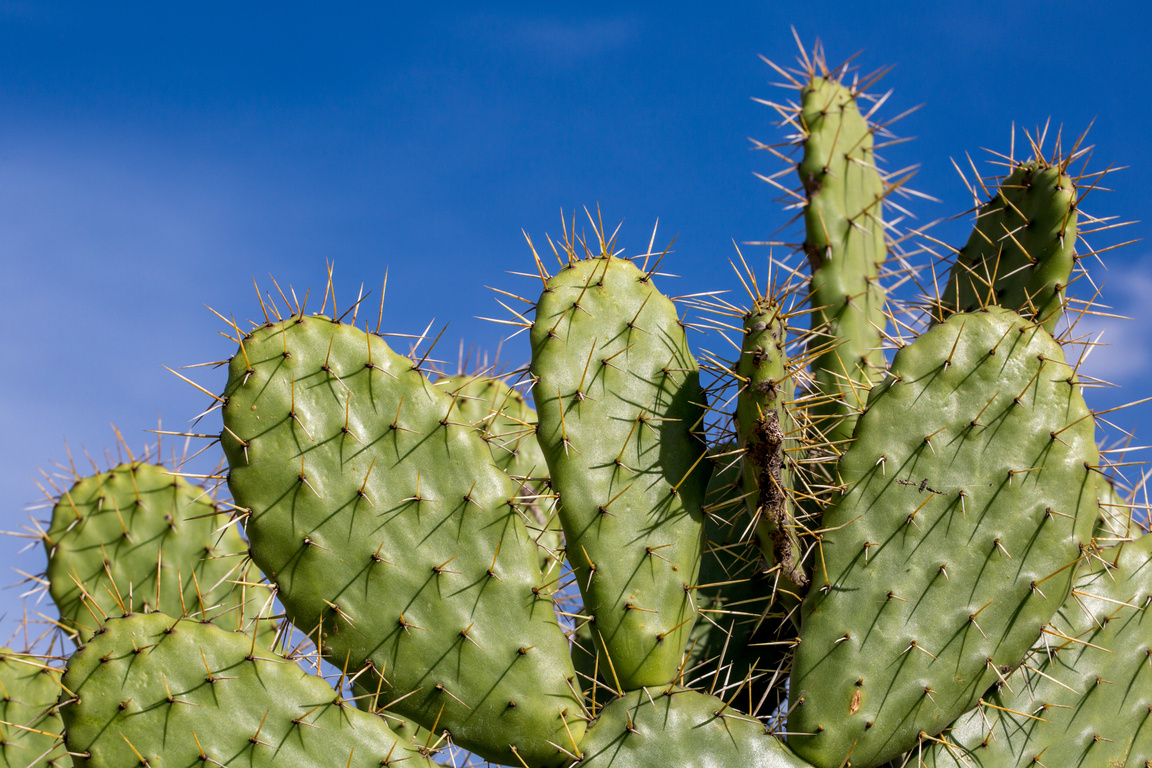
5,36 -> 1150,768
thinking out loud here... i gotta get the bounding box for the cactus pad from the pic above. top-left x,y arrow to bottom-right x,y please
58,612 -> 436,768
788,307 -> 1098,767
530,251 -> 709,690
938,159 -> 1077,334
922,532 -> 1152,766
578,686 -> 812,767
0,649 -> 70,767
221,313 -> 584,767
45,462 -> 272,643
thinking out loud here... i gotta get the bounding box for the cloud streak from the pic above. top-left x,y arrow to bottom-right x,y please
1068,256 -> 1152,384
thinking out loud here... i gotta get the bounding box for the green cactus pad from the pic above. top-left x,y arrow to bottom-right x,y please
221,314 -> 584,767
58,612 -> 436,768
737,299 -> 806,587
577,686 -> 813,767
530,253 -> 709,691
45,462 -> 273,643
938,159 -> 1077,334
436,373 -> 549,484
922,532 -> 1152,767
436,373 -> 564,577
797,75 -> 889,443
788,307 -> 1098,768
352,677 -> 439,752
0,650 -> 70,767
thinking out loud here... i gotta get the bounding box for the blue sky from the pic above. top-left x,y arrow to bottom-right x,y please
2,3 -> 1150,643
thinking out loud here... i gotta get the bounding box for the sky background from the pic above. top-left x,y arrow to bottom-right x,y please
1,2 -> 1150,646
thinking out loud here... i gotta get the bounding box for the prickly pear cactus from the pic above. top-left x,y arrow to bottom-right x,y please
576,686 -> 812,767
921,532 -> 1152,766
44,462 -> 273,643
58,611 -> 437,768
794,73 -> 890,442
436,373 -> 549,484
220,313 -> 585,767
13,38 -> 1144,768
529,241 -> 710,692
736,294 -> 806,587
436,373 -> 564,578
788,307 -> 1099,767
0,649 -> 70,767
937,157 -> 1078,334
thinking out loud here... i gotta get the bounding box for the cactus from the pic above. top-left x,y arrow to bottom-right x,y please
435,372 -> 564,578
218,311 -> 585,767
919,531 -> 1152,767
528,232 -> 710,692
58,612 -> 437,767
42,460 -> 273,644
735,283 -> 807,588
769,58 -> 895,444
576,686 -> 811,767
787,307 -> 1099,767
935,154 -> 1079,334
0,650 -> 70,767
9,39 -> 1146,768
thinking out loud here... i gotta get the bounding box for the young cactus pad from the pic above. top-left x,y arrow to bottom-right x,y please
219,312 -> 584,767
788,307 -> 1099,768
529,245 -> 710,691
436,373 -> 549,485
58,612 -> 437,768
794,73 -> 890,442
937,157 -> 1078,334
736,296 -> 806,587
436,373 -> 564,578
920,532 -> 1152,766
0,650 -> 70,767
576,686 -> 812,767
44,462 -> 272,643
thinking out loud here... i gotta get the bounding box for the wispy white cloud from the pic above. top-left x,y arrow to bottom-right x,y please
470,14 -> 642,65
1066,257 -> 1152,384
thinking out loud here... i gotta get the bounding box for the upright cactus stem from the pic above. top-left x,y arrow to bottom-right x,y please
935,141 -> 1082,333
528,219 -> 710,692
793,64 -> 893,443
736,285 -> 807,588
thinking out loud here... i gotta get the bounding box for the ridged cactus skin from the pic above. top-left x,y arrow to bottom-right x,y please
921,532 -> 1152,767
45,463 -> 272,643
0,650 -> 70,767
737,298 -> 806,587
939,159 -> 1077,334
220,315 -> 584,767
798,76 -> 889,443
577,686 -> 811,767
58,612 -> 436,768
789,307 -> 1099,768
530,252 -> 709,691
